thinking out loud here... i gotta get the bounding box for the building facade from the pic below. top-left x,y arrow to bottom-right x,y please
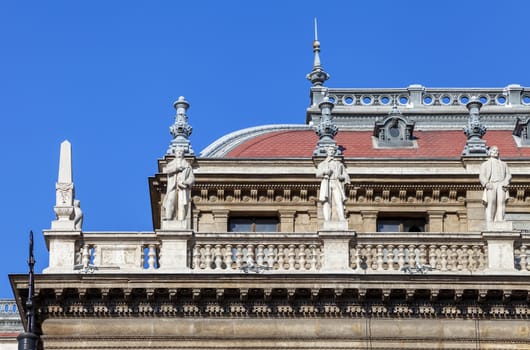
10,41 -> 530,349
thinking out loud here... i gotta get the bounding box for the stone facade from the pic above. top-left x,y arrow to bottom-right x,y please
9,50 -> 530,349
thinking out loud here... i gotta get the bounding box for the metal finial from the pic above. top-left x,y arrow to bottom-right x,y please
167,96 -> 194,156
306,18 -> 329,86
314,17 -> 318,41
462,96 -> 488,156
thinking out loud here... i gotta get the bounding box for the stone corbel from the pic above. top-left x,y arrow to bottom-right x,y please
310,288 -> 319,301
358,288 -> 366,301
216,289 -> 224,302
287,289 -> 296,302
192,289 -> 201,302
430,289 -> 439,302
260,288 -> 271,302
240,288 -> 249,302
477,289 -> 488,302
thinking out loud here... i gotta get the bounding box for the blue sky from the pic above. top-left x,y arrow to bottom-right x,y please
1,0 -> 529,297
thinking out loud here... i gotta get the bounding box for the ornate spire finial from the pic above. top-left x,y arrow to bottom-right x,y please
167,96 -> 194,156
462,96 -> 488,156
313,95 -> 339,156
306,18 -> 329,86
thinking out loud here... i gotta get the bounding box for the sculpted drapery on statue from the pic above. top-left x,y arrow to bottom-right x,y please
316,145 -> 350,222
162,148 -> 195,222
479,146 -> 511,223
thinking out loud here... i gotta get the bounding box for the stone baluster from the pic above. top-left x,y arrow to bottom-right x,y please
449,245 -> 458,271
352,245 -> 360,270
519,244 -> 530,271
277,244 -> 286,270
267,244 -> 275,269
365,244 -> 374,270
147,244 -> 157,270
192,244 -> 200,269
204,244 -> 212,270
214,244 -> 223,270
466,245 -> 474,271
256,244 -> 265,266
224,244 -> 233,270
298,244 -> 306,270
419,245 -> 427,267
471,245 -> 480,271
81,244 -> 91,270
408,244 -> 416,268
481,245 -> 488,270
428,245 -> 437,270
309,244 -> 317,270
460,245 -> 469,271
440,245 -> 448,271
376,245 -> 384,271
247,244 -> 255,267
397,245 -> 405,270
387,245 -> 395,270
235,244 -> 244,269
288,244 -> 296,270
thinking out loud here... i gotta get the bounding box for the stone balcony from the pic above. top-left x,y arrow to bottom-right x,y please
43,229 -> 530,275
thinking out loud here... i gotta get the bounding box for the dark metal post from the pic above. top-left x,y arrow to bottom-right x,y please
17,231 -> 39,350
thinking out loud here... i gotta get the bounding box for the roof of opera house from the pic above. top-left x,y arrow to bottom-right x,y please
199,125 -> 530,159
197,84 -> 530,159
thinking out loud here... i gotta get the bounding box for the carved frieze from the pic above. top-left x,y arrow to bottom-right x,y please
31,286 -> 530,321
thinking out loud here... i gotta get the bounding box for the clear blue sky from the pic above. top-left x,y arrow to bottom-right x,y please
1,0 -> 529,297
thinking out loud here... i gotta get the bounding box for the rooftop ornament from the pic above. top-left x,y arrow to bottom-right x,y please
167,96 -> 194,156
313,95 -> 340,156
373,101 -> 415,147
306,18 -> 329,87
462,96 -> 488,156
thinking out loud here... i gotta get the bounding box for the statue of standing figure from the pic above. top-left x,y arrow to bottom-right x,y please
163,148 -> 195,222
479,146 -> 511,223
316,145 -> 350,222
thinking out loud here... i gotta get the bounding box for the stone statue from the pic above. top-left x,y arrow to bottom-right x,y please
479,146 -> 511,223
316,145 -> 350,222
162,148 -> 195,221
73,199 -> 83,230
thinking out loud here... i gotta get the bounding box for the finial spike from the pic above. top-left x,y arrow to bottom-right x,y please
314,17 -> 318,41
306,18 -> 329,86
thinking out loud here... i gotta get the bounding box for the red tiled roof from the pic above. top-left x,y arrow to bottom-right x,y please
0,332 -> 19,337
226,130 -> 530,159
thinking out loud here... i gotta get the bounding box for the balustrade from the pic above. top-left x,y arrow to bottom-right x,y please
514,234 -> 530,271
351,233 -> 488,273
325,86 -> 528,108
75,232 -> 160,272
44,230 -> 530,275
191,233 -> 322,272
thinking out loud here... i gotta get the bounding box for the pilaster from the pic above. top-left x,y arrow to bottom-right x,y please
279,210 -> 296,232
361,210 -> 378,232
212,209 -> 229,232
427,210 -> 445,232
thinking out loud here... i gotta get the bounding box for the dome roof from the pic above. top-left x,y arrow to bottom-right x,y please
199,125 -> 530,159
